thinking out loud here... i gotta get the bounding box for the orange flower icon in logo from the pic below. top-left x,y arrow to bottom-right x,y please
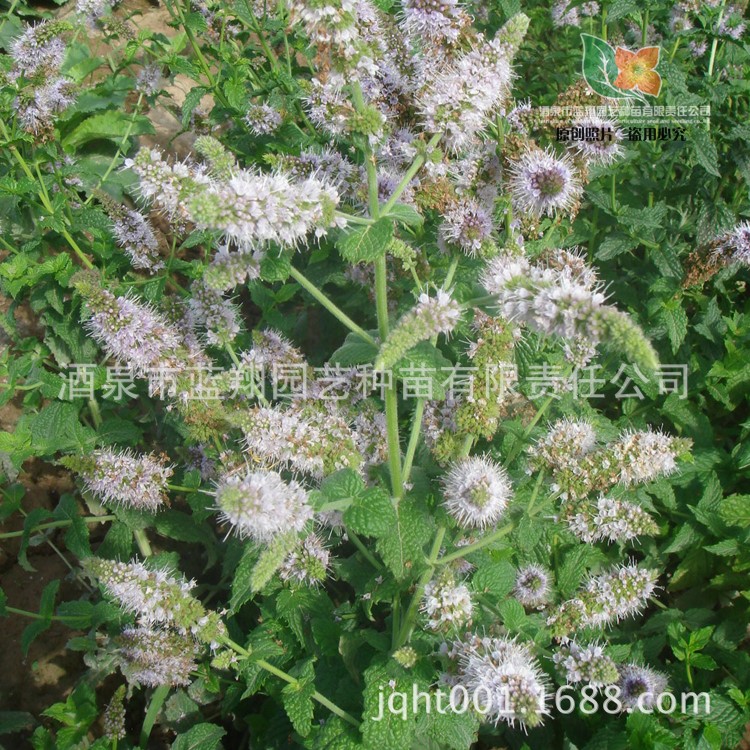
613,46 -> 662,97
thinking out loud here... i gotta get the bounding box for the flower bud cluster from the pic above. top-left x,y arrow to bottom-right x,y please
279,533 -> 332,587
482,248 -> 659,370
119,626 -> 198,687
531,419 -> 689,501
553,641 -> 619,687
215,469 -> 313,543
547,563 -> 658,638
73,449 -> 173,512
376,290 -> 461,370
567,495 -> 658,544
237,401 -> 363,478
421,570 -> 473,631
84,558 -> 226,645
514,564 -> 551,608
454,635 -> 550,730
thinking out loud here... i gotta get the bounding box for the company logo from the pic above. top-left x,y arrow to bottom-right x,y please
581,34 -> 662,102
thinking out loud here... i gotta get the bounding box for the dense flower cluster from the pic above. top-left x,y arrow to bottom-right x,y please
376,290 -> 461,369
279,533 -> 331,587
547,562 -> 659,637
508,147 -> 582,217
567,495 -> 659,544
119,626 -> 198,687
553,641 -> 619,687
10,21 -> 76,135
421,571 -> 473,631
77,449 -> 173,512
454,635 -> 550,729
110,207 -> 163,271
442,455 -> 512,528
83,558 -> 226,645
214,469 -> 313,543
237,402 -> 363,478
616,664 -> 669,711
514,564 -> 551,608
482,248 -> 659,370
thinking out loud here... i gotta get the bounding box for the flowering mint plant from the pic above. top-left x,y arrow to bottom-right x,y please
1,0 -> 749,748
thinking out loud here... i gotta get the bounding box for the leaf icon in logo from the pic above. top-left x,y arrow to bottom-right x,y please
581,34 -> 646,102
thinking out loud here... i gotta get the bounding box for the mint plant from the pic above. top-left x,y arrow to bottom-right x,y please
1,0 -> 749,748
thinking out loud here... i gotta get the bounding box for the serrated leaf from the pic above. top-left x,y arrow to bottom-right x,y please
172,723 -> 226,750
181,86 -> 208,127
281,660 -> 316,737
376,501 -> 433,580
386,203 -> 424,228
596,233 -> 637,261
62,112 -> 155,149
661,301 -> 688,353
344,488 -> 395,538
690,126 -> 721,178
52,494 -> 91,558
498,598 -> 527,631
260,251 -> 292,282
361,665 -> 419,749
337,218 -> 393,263
720,494 -> 750,527
471,560 -> 516,597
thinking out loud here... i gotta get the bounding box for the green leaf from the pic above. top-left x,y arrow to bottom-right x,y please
329,332 -> 379,367
720,494 -> 750,527
471,560 -> 516,597
581,34 -> 630,100
281,659 -> 316,737
361,664 -> 419,750
260,250 -> 292,282
417,707 -> 479,750
62,112 -> 155,149
690,126 -> 721,178
337,219 -> 394,263
344,488 -> 396,538
376,500 -> 433,580
0,711 -> 35,735
172,723 -> 226,750
596,233 -> 637,261
661,300 -> 688,353
29,402 -> 96,455
21,580 -> 59,656
498,598 -> 527,631
386,203 -> 424,229
606,0 -> 640,21
52,494 -> 91,558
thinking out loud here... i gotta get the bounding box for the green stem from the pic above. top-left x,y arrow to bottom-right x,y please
347,529 -> 384,571
134,529 -> 153,558
394,526 -> 446,648
0,515 -> 116,540
401,399 -> 425,487
218,636 -> 359,727
140,685 -> 170,748
381,133 -> 442,215
707,0 -> 727,79
437,522 -> 514,565
85,93 -> 145,204
289,267 -> 376,346
641,9 -> 649,46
